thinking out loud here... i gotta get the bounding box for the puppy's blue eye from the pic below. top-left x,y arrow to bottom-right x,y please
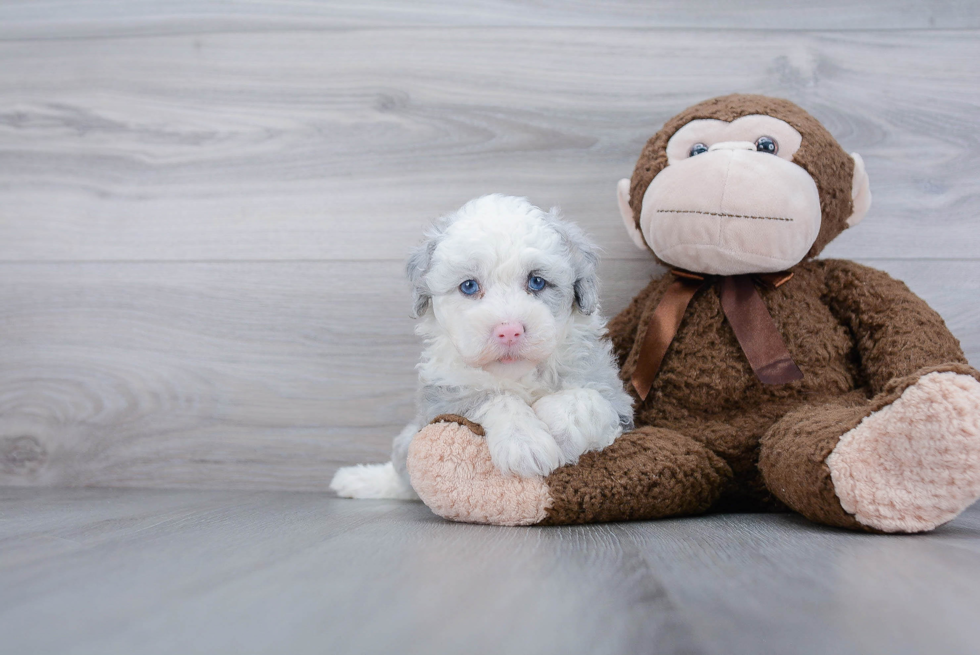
689,143 -> 709,157
527,275 -> 546,292
459,279 -> 480,296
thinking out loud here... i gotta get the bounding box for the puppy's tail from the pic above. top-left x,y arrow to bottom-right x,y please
330,461 -> 419,500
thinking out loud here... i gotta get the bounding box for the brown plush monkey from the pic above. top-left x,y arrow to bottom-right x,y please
406,94 -> 980,532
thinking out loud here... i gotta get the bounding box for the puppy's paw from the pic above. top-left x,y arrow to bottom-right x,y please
533,389 -> 622,464
486,417 -> 564,478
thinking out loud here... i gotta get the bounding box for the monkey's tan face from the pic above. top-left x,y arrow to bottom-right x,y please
629,115 -> 822,275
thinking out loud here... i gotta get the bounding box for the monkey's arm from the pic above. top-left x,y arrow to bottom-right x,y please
822,259 -> 975,394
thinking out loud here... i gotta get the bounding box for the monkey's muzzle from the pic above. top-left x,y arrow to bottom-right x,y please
640,149 -> 822,276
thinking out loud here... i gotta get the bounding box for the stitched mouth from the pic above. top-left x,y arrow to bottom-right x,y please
657,209 -> 794,222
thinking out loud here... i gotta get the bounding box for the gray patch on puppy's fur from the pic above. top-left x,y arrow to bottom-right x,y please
406,212 -> 461,318
406,238 -> 437,319
574,275 -> 600,316
418,385 -> 494,424
542,211 -> 602,314
533,281 -> 574,318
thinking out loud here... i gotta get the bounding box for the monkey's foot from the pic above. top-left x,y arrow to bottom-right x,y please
827,372 -> 980,533
406,419 -> 553,526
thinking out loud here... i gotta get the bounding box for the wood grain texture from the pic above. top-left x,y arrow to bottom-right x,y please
2,488 -> 980,655
1,29 -> 980,262
1,4 -> 979,491
1,258 -> 976,490
3,0 -> 980,36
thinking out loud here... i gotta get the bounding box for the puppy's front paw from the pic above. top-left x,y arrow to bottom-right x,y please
533,389 -> 623,464
487,419 -> 564,478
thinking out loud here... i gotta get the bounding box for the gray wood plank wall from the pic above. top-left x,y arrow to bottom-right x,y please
2,1 -> 978,490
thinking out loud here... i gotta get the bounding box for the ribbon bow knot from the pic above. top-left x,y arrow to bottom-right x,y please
630,269 -> 803,401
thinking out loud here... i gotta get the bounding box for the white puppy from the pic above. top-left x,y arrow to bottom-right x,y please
330,195 -> 634,500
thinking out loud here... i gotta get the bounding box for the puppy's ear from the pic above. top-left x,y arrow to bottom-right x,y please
548,209 -> 601,315
406,237 -> 437,318
574,274 -> 600,316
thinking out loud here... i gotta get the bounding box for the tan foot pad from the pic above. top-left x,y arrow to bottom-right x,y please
827,372 -> 980,533
407,420 -> 552,526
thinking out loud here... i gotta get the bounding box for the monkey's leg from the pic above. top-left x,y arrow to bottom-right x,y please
759,367 -> 980,533
407,416 -> 731,526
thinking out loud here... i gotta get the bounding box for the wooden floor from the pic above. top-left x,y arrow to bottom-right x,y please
2,487 -> 980,655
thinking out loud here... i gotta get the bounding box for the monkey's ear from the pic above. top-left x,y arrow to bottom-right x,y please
846,153 -> 872,228
617,178 -> 648,250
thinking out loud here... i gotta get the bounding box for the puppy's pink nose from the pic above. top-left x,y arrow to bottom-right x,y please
493,322 -> 524,347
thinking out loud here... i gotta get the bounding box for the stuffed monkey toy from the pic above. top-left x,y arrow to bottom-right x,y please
406,94 -> 980,532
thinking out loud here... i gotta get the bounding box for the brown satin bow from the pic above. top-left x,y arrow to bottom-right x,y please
631,269 -> 803,400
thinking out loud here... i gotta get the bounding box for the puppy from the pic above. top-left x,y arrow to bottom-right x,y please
330,195 -> 634,499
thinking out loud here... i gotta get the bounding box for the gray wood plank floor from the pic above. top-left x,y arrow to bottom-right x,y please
1,1 -> 979,490
2,487 -> 980,655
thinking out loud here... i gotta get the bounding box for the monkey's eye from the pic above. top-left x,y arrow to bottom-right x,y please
689,143 -> 709,157
527,275 -> 547,292
459,279 -> 480,296
755,136 -> 778,155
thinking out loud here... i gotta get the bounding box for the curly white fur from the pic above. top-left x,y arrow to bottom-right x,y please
331,195 -> 634,499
